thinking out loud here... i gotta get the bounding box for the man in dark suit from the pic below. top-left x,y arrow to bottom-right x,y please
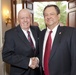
39,5 -> 76,75
2,9 -> 40,75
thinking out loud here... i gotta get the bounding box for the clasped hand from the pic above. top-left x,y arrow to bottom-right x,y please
29,57 -> 39,69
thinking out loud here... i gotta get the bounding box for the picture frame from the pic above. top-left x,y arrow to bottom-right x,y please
68,1 -> 76,9
26,2 -> 33,10
31,13 -> 34,24
68,11 -> 76,27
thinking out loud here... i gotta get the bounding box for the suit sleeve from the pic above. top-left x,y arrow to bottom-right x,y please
2,31 -> 30,69
71,29 -> 76,75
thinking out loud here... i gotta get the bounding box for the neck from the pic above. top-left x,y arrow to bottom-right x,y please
47,22 -> 59,30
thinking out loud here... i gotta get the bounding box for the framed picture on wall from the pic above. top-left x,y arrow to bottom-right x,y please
68,1 -> 76,9
26,2 -> 33,10
68,11 -> 76,27
31,13 -> 34,24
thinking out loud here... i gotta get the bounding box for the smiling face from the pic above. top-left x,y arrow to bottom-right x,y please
18,9 -> 31,30
44,6 -> 60,29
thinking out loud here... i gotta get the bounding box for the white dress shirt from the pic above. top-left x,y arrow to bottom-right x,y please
42,25 -> 59,68
22,28 -> 37,66
22,28 -> 36,48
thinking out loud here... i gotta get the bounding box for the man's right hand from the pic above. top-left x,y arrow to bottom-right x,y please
29,57 -> 39,69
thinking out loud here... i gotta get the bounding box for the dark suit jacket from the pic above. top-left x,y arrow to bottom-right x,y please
39,25 -> 76,75
2,25 -> 40,75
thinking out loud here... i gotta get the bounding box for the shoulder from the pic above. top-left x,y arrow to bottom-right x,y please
30,26 -> 39,30
39,29 -> 46,37
60,26 -> 76,32
40,29 -> 46,33
30,26 -> 40,32
5,25 -> 20,36
5,25 -> 20,33
61,26 -> 75,29
60,26 -> 76,37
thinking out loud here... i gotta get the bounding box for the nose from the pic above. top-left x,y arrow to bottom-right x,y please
24,18 -> 27,22
47,15 -> 51,20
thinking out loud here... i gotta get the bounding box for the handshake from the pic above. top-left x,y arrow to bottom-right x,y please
29,57 -> 39,69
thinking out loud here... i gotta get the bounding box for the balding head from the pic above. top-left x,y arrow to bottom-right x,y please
18,9 -> 31,19
18,9 -> 31,31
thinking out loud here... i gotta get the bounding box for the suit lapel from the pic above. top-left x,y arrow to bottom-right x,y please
30,27 -> 37,47
30,27 -> 38,54
15,25 -> 30,46
29,26 -> 40,55
50,26 -> 64,60
40,29 -> 46,61
16,25 -> 39,51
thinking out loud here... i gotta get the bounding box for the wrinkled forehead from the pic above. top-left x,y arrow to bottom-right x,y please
18,9 -> 31,18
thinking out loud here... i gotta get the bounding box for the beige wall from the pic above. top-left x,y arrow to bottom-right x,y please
0,0 -> 3,75
2,0 -> 12,43
0,0 -> 2,48
0,0 -> 11,75
0,49 -> 3,75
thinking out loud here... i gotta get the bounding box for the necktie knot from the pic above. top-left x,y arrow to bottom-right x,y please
49,31 -> 52,35
27,31 -> 30,35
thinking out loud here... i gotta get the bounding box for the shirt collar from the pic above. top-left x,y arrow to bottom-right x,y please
22,28 -> 31,32
47,24 -> 59,33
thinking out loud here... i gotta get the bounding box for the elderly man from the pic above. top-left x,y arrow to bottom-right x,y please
2,9 -> 40,75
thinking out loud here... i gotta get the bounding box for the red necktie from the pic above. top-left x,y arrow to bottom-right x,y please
27,31 -> 34,48
44,31 -> 52,75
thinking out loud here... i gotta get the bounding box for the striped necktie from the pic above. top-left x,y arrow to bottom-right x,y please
27,31 -> 34,49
